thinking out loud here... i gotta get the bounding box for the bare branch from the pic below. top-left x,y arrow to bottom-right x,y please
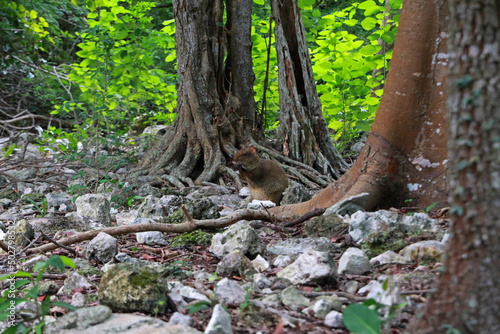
26,209 -> 283,254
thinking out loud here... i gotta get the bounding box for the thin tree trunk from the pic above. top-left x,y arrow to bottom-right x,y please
272,0 -> 449,218
409,1 -> 500,333
271,0 -> 348,179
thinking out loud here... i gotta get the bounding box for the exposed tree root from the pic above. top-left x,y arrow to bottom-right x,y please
26,208 -> 284,254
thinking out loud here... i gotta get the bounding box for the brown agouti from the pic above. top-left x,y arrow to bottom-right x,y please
232,146 -> 289,205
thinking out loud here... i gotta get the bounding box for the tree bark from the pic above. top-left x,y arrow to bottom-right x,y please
271,0 -> 348,179
409,1 -> 500,333
137,0 -> 260,185
272,0 -> 449,218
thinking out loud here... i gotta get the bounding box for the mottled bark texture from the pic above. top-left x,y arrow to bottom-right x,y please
138,0 -> 259,185
271,0 -> 348,179
409,1 -> 500,333
272,0 -> 449,218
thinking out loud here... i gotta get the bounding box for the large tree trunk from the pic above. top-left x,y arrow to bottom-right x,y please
409,1 -> 500,333
272,0 -> 449,218
137,0 -> 259,185
271,0 -> 348,179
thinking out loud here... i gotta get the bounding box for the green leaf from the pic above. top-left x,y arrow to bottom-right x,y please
343,19 -> 358,26
253,0 -> 265,4
361,17 -> 378,30
51,301 -> 78,311
425,201 -> 439,213
298,0 -> 314,10
358,1 -> 377,10
343,303 -> 381,334
0,272 -> 32,281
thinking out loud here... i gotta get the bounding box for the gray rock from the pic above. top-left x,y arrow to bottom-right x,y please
169,312 -> 195,327
5,219 -> 35,248
136,231 -> 168,245
215,278 -> 247,306
210,224 -> 264,259
253,273 -> 272,290
312,298 -> 332,318
168,281 -> 210,304
344,280 -> 360,294
71,292 -> 86,308
251,254 -> 269,272
324,193 -> 369,216
46,305 -> 112,332
338,247 -> 372,275
137,183 -> 164,198
281,286 -> 310,311
399,240 -> 446,263
324,310 -> 344,328
115,210 -> 138,225
358,276 -> 401,307
85,232 -> 118,263
347,210 -> 440,243
58,273 -> 94,295
277,249 -> 337,285
281,181 -> 312,205
272,255 -> 292,268
216,249 -> 255,277
39,281 -> 60,296
238,187 -> 250,198
205,304 -> 233,334
48,311 -> 202,334
4,168 -> 37,180
75,194 -> 111,226
71,258 -> 103,276
304,215 -> 349,238
267,237 -> 336,256
137,195 -> 178,219
98,263 -> 170,314
247,200 -> 275,209
369,250 -> 411,265
46,192 -> 75,212
259,293 -> 281,308
351,140 -> 366,153
20,255 -> 49,272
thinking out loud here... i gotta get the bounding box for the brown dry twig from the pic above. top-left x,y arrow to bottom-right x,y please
27,208 -> 283,254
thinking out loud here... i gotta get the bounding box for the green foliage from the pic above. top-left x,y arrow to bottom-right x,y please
2,144 -> 18,158
170,230 -> 214,248
53,0 -> 177,137
251,3 -> 280,129
0,255 -> 77,333
310,0 -> 401,151
343,303 -> 381,334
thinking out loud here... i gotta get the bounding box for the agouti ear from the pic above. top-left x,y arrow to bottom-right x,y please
249,146 -> 256,154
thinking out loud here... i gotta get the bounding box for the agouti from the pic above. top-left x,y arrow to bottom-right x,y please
232,146 -> 289,205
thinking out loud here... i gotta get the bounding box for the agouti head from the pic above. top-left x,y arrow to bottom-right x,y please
232,146 -> 259,171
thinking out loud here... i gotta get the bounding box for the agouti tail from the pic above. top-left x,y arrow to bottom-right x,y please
232,146 -> 289,205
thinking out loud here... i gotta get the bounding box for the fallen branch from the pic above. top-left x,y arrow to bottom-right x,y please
283,207 -> 327,227
26,208 -> 283,254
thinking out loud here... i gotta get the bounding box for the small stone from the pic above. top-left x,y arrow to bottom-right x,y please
84,232 -> 117,263
324,310 -> 344,328
277,249 -> 337,285
205,304 -> 233,334
71,292 -> 86,308
337,247 -> 372,275
251,254 -> 269,272
169,312 -> 195,327
281,286 -> 310,311
215,278 -> 247,306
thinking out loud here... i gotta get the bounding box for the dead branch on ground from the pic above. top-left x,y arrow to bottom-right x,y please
26,208 -> 284,254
